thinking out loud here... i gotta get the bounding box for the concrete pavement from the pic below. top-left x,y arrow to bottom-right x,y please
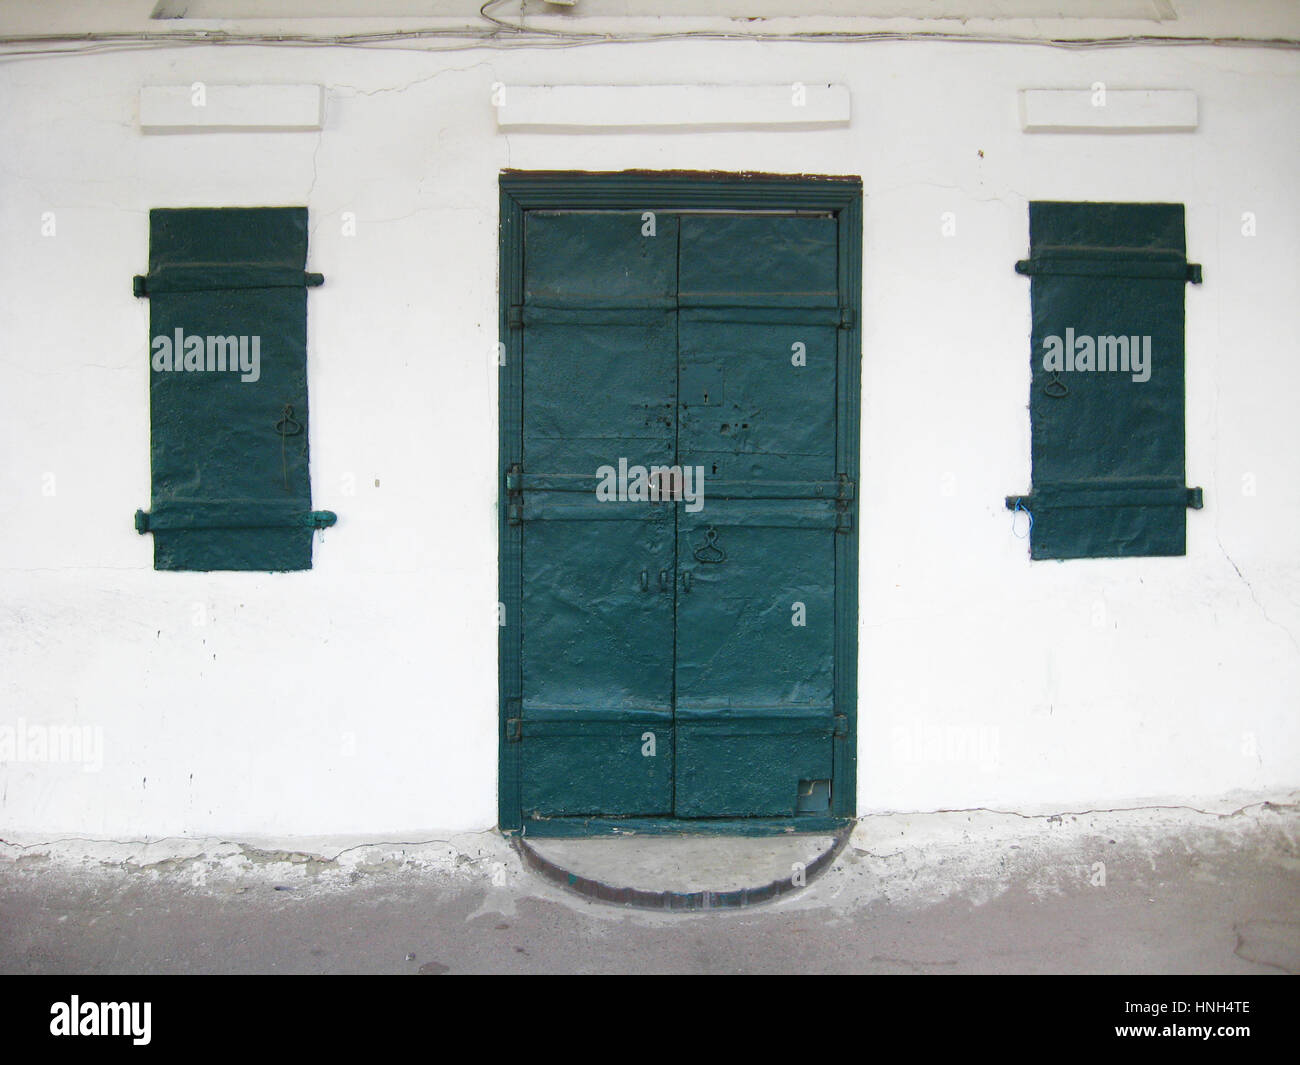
2,795 -> 1297,974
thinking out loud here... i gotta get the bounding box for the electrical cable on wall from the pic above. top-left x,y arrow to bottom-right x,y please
0,0 -> 1295,61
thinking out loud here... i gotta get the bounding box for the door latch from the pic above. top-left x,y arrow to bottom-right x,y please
692,526 -> 727,564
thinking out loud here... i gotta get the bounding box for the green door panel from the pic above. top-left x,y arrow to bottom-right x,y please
674,502 -> 836,816
524,210 -> 678,309
674,717 -> 835,818
519,487 -> 677,813
678,317 -> 838,484
137,207 -> 326,571
519,505 -> 675,815
671,214 -> 840,818
518,211 -> 679,817
675,503 -> 837,709
521,504 -> 674,711
678,214 -> 839,307
520,719 -> 674,818
522,317 -> 676,474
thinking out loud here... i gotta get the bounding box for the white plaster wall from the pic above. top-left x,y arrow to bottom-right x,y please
0,19 -> 1297,835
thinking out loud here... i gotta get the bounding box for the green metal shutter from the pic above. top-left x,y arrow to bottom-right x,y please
133,207 -> 335,571
1006,201 -> 1203,559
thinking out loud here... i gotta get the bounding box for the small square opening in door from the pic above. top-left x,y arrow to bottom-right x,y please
797,779 -> 832,814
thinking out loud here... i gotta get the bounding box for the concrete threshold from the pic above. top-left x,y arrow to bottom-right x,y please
515,830 -> 850,910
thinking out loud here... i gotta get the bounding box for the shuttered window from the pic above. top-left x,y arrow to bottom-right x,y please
1007,201 -> 1203,559
133,207 -> 334,571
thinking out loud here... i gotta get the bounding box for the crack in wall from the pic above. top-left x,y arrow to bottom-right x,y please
1215,535 -> 1300,656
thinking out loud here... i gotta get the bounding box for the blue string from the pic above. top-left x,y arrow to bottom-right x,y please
1012,498 -> 1033,539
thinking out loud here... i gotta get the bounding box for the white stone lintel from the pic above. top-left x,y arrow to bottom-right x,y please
496,84 -> 850,132
140,84 -> 324,133
1019,89 -> 1197,133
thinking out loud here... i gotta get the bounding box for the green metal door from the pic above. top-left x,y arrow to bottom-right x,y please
501,174 -> 861,834
674,215 -> 840,817
517,211 -> 678,817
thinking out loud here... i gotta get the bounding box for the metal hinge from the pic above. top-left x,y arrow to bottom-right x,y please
838,306 -> 855,330
133,505 -> 337,534
1004,483 -> 1206,511
506,463 -> 523,525
505,717 -> 522,742
833,714 -> 849,739
1015,255 -> 1202,285
835,474 -> 855,531
507,305 -> 524,330
133,268 -> 324,298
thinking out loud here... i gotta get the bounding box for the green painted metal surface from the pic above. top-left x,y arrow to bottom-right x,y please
134,207 -> 330,571
500,174 -> 861,831
1008,202 -> 1203,560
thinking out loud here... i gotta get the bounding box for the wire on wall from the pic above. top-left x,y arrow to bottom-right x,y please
0,0 -> 1295,61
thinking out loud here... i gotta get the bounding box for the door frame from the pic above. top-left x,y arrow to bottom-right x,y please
498,170 -> 862,835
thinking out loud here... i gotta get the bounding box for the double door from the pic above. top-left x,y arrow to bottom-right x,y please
507,201 -> 856,825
